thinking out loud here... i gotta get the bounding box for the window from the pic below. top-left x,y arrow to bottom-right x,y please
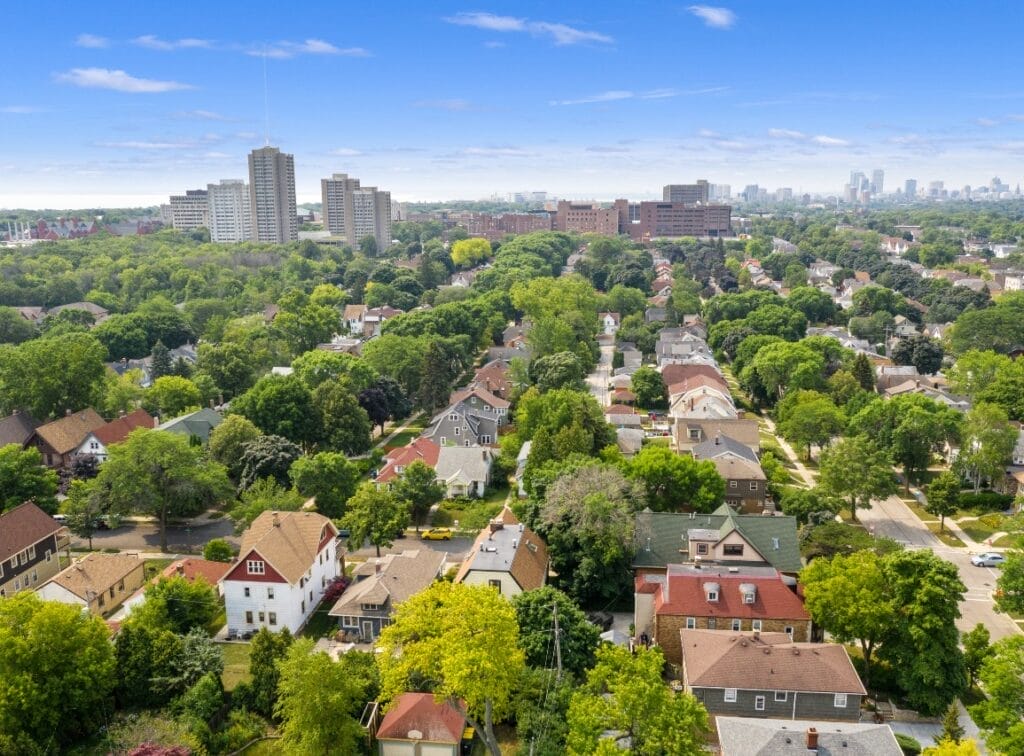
488,579 -> 502,593
752,620 -> 762,631
775,691 -> 787,702
439,437 -> 446,445
465,440 -> 471,447
28,546 -> 35,560
706,590 -> 718,602
109,587 -> 115,599
309,590 -> 313,602
784,626 -> 794,637
724,689 -> 737,702
731,619 -> 741,631
498,407 -> 506,415
755,695 -> 765,711
268,612 -> 277,626
707,618 -> 717,629
481,435 -> 492,444
245,611 -> 253,624
258,611 -> 265,623
685,617 -> 696,629
98,594 -> 105,607
31,569 -> 38,583
449,413 -> 458,421
454,427 -> 460,436
0,590 -> 5,598
267,587 -> 275,600
13,578 -> 19,591
18,552 -> 27,566
689,429 -> 701,440
729,480 -> 737,488
244,587 -> 250,598
750,481 -> 759,491
341,616 -> 357,628
246,560 -> 265,576
696,543 -> 709,555
118,580 -> 125,592
743,592 -> 755,604
834,693 -> 848,708
8,558 -> 14,570
723,544 -> 744,556
301,600 -> 305,613
45,550 -> 51,563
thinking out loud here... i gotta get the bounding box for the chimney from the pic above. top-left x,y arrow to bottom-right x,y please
375,560 -> 382,574
66,408 -> 72,416
489,520 -> 504,534
715,433 -> 721,445
806,728 -> 818,750
272,512 -> 280,527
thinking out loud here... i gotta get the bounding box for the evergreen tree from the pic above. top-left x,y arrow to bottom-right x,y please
150,340 -> 173,381
852,353 -> 875,392
936,702 -> 965,745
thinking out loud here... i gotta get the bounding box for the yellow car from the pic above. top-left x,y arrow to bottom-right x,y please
421,527 -> 453,541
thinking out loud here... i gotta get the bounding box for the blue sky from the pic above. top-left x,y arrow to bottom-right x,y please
2,0 -> 1024,207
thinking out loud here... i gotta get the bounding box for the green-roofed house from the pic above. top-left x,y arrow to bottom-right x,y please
156,407 -> 223,444
633,505 -> 802,577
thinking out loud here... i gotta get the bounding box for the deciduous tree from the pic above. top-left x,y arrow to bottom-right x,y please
0,444 -> 58,513
289,451 -> 360,519
969,635 -> 1024,754
627,445 -> 725,512
513,586 -> 600,678
342,482 -> 409,557
818,435 -> 896,521
925,471 -> 962,533
391,459 -> 444,531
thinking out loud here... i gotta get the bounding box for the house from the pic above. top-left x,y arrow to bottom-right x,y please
118,556 -> 234,619
668,376 -> 737,420
645,306 -> 667,323
634,565 -> 811,664
46,301 -> 109,326
26,408 -> 106,468
0,502 -> 67,598
343,304 -> 367,335
424,387 -> 509,447
716,718 -> 902,756
892,315 -> 917,338
674,418 -> 761,456
157,407 -> 223,444
617,343 -> 643,369
693,435 -> 768,513
661,363 -> 728,391
14,306 -> 45,325
0,409 -> 39,448
37,553 -> 145,616
376,692 -> 467,756
108,357 -> 153,387
610,388 -> 636,405
363,306 -> 403,338
73,408 -> 155,462
375,437 -> 441,485
609,374 -> 632,391
455,507 -> 548,597
434,445 -> 494,498
633,505 -> 801,576
329,549 -> 445,642
681,630 -> 866,721
616,428 -> 645,458
502,321 -> 530,347
222,510 -> 341,634
605,404 -> 643,428
599,311 -> 621,336
471,358 -> 513,399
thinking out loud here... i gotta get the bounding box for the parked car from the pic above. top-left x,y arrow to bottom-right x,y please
421,527 -> 453,541
587,611 -> 614,631
52,514 -> 67,523
971,552 -> 1006,567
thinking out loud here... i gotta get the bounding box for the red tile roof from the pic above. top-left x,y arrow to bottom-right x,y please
161,558 -> 232,586
377,693 -> 466,744
642,571 -> 808,621
376,438 -> 441,484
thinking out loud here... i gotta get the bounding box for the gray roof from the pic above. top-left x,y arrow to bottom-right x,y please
434,445 -> 494,484
329,549 -> 445,618
463,521 -> 525,573
716,718 -> 901,756
156,407 -> 223,442
692,434 -> 759,464
0,410 -> 39,447
633,505 -> 801,573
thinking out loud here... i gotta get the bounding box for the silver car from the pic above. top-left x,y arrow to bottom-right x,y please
971,552 -> 1006,567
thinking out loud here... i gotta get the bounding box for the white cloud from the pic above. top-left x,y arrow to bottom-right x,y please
1,105 -> 43,114
641,88 -> 678,99
552,86 -> 719,106
444,12 -> 612,45
54,68 -> 194,93
176,109 -> 230,121
687,5 -> 737,29
254,39 -> 370,58
551,90 -> 634,106
329,147 -> 364,156
414,99 -> 473,111
697,129 -> 720,138
133,35 -> 213,50
811,135 -> 850,146
975,117 -> 999,127
75,33 -> 109,48
462,146 -> 533,157
768,128 -> 806,139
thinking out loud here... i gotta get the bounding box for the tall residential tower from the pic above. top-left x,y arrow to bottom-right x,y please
321,172 -> 392,251
207,180 -> 252,243
248,147 -> 297,243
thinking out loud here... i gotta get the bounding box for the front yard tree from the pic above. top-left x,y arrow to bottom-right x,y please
531,351 -> 586,393
630,365 -> 666,409
818,435 -> 896,521
969,635 -> 1024,754
962,623 -> 992,688
93,429 -> 232,552
995,551 -> 1024,614
202,538 -> 234,562
777,394 -> 846,461
62,479 -> 104,548
566,645 -> 708,756
377,582 -> 525,756
956,402 -> 1018,492
238,434 -> 302,490
342,482 -> 410,557
390,459 -> 444,531
627,445 -> 725,512
0,444 -> 58,513
312,378 -> 373,455
131,575 -> 220,635
0,592 -> 116,750
207,414 -> 262,480
513,586 -> 601,678
289,451 -> 360,519
802,550 -> 893,688
925,471 -> 962,533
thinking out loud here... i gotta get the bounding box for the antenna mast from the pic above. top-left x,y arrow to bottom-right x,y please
262,45 -> 270,146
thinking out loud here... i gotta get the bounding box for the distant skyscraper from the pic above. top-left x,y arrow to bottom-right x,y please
207,180 -> 252,243
904,179 -> 917,200
871,169 -> 884,195
321,172 -> 392,251
248,146 -> 297,243
169,189 -> 209,231
663,180 -> 710,203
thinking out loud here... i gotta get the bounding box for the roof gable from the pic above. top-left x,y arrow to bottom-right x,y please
33,409 -> 106,454
47,552 -> 143,600
377,692 -> 466,743
0,502 -> 62,562
233,511 -> 336,584
91,408 -> 155,446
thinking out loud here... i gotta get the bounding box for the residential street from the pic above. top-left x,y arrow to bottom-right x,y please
70,519 -> 238,553
585,343 -> 614,407
858,495 -> 1021,641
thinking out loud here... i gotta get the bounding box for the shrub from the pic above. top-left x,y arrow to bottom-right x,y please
894,732 -> 921,755
958,492 -> 1013,513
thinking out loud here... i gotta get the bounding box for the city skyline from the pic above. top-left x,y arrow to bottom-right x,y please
3,0 -> 1024,208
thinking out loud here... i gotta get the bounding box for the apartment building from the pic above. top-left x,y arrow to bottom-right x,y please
628,202 -> 732,241
207,179 -> 252,243
321,172 -> 392,251
553,200 -> 623,235
248,146 -> 297,243
169,189 -> 209,231
663,180 -> 710,203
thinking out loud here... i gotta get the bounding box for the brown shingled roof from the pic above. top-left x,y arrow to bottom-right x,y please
377,692 -> 466,744
681,630 -> 865,695
34,409 -> 105,455
0,502 -> 62,563
236,510 -> 336,585
46,552 -> 144,601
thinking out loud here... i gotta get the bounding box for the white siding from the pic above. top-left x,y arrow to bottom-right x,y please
36,581 -> 87,609
459,570 -> 522,598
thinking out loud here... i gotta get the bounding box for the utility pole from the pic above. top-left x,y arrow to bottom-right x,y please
553,602 -> 563,681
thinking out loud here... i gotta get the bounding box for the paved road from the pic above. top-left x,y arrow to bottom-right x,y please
858,495 -> 1020,641
586,344 -> 614,407
70,519 -> 238,553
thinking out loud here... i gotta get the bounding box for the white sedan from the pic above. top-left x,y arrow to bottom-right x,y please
971,552 -> 1007,568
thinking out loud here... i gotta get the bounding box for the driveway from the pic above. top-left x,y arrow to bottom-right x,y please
857,495 -> 1020,641
585,344 -> 614,407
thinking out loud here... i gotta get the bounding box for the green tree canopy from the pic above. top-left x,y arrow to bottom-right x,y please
0,444 -> 58,513
969,635 -> 1024,754
818,435 -> 896,521
391,459 -> 444,531
627,445 -> 725,512
342,482 -> 410,557
289,451 -> 360,520
513,586 -> 600,678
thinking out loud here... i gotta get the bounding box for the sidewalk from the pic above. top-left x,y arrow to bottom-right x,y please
759,416 -> 816,488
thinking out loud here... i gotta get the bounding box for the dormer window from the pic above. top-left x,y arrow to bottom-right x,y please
743,592 -> 755,604
704,582 -> 720,602
246,560 -> 265,575
707,590 -> 718,602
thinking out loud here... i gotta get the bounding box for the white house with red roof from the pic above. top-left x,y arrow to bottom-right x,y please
221,510 -> 341,634
375,437 -> 441,485
73,408 -> 155,462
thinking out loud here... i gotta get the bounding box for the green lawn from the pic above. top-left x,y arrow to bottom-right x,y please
381,424 -> 426,451
926,523 -> 966,548
302,601 -> 338,640
433,499 -> 505,531
144,558 -> 174,580
217,641 -> 252,691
